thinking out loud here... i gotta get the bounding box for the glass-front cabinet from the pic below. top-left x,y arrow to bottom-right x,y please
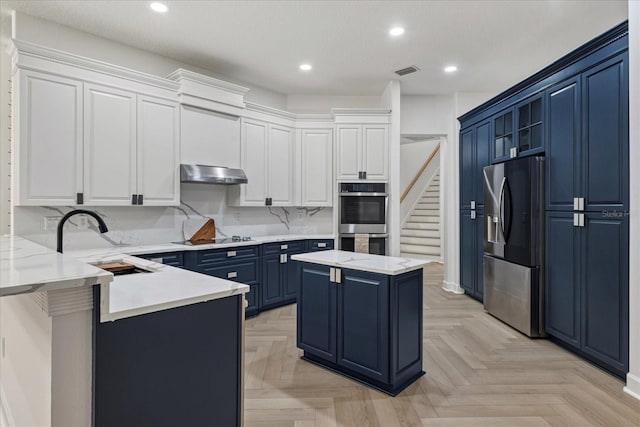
492,109 -> 513,161
491,94 -> 544,163
516,95 -> 543,154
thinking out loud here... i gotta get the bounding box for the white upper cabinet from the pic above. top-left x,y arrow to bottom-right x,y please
336,125 -> 361,180
362,125 -> 389,180
180,105 -> 240,168
335,123 -> 389,181
268,124 -> 295,204
12,41 -> 180,207
15,70 -> 83,205
136,95 -> 180,206
239,119 -> 268,205
300,128 -> 333,206
228,118 -> 295,206
83,83 -> 137,205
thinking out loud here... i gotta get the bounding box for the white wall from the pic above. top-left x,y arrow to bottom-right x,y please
287,95 -> 381,113
382,81 -> 402,256
625,0 -> 640,400
400,139 -> 440,191
11,12 -> 287,109
401,95 -> 453,135
0,9 -> 12,235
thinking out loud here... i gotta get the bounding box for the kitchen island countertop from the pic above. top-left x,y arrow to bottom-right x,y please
291,249 -> 430,276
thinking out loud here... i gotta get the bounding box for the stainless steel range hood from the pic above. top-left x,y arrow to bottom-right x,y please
180,164 -> 248,184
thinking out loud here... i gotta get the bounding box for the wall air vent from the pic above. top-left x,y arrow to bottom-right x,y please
394,65 -> 420,76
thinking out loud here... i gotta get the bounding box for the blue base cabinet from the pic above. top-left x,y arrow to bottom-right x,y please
93,290 -> 243,427
184,245 -> 261,317
297,262 -> 424,396
546,212 -> 629,378
261,241 -> 306,309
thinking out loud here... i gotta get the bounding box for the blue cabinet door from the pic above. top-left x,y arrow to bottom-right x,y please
545,212 -> 581,346
283,251 -> 305,301
297,263 -> 337,362
475,122 -> 491,208
582,53 -> 629,213
460,210 -> 475,295
261,254 -> 282,308
546,77 -> 581,211
460,128 -> 474,210
581,213 -> 629,376
337,268 -> 389,382
475,211 -> 485,299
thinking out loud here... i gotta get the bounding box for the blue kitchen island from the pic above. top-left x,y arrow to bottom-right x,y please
291,250 -> 429,396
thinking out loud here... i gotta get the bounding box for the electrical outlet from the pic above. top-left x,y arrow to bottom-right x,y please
233,212 -> 240,222
77,215 -> 89,230
297,212 -> 304,220
43,216 -> 61,231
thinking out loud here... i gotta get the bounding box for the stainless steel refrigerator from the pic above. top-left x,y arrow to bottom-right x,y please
482,156 -> 545,337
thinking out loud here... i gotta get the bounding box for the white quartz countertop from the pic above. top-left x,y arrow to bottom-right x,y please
3,233 -> 333,320
291,250 -> 430,276
0,235 -> 113,297
93,254 -> 248,322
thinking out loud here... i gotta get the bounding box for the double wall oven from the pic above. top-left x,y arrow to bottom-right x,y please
338,183 -> 388,255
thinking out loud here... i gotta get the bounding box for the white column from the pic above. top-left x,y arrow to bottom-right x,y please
624,1 -> 640,401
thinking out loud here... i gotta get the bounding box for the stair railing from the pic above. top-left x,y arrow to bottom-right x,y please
400,143 -> 440,203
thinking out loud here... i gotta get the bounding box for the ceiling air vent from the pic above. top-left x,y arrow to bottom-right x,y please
394,65 -> 420,76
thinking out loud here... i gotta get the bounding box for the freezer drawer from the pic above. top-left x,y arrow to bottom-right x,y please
483,255 -> 545,337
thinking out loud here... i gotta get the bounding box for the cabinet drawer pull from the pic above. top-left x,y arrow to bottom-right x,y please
318,242 -> 327,248
227,271 -> 238,279
330,267 -> 336,283
335,268 -> 341,284
227,251 -> 236,257
281,244 -> 288,250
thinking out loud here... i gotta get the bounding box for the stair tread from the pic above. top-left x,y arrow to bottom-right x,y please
400,244 -> 441,255
405,222 -> 439,229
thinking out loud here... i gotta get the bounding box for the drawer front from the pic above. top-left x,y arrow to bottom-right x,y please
307,239 -> 334,251
262,240 -> 305,255
200,259 -> 258,284
196,245 -> 259,265
137,252 -> 184,268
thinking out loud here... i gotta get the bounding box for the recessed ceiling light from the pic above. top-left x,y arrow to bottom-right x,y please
150,2 -> 168,13
299,64 -> 312,71
389,27 -> 405,36
444,65 -> 458,73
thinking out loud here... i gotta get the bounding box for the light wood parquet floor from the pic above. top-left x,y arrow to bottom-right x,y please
243,263 -> 640,426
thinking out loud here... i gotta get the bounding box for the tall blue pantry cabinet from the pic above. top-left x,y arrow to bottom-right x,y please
458,22 -> 629,378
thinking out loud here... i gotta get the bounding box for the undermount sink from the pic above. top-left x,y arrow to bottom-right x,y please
94,262 -> 153,276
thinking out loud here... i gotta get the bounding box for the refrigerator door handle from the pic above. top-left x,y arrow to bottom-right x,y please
498,177 -> 507,238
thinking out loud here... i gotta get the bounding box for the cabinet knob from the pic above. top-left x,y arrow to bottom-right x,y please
227,271 -> 238,279
281,244 -> 288,250
227,251 -> 236,257
132,194 -> 138,205
76,193 -> 84,205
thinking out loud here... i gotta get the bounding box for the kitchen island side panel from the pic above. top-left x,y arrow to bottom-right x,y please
93,289 -> 242,427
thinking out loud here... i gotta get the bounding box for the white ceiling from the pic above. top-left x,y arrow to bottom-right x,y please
1,0 -> 628,96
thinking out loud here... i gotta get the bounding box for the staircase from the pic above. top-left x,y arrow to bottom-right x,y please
400,171 -> 441,261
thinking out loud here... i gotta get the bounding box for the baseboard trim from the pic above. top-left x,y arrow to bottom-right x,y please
624,372 -> 640,400
0,382 -> 16,427
442,280 -> 464,294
